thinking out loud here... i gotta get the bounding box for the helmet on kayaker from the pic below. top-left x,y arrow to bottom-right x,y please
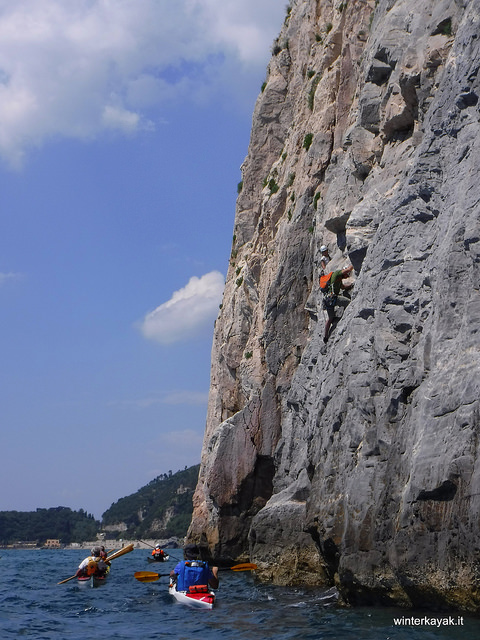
91,546 -> 102,557
155,544 -> 161,550
184,543 -> 200,560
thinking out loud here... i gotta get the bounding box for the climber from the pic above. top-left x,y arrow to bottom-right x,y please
321,265 -> 354,343
320,245 -> 331,272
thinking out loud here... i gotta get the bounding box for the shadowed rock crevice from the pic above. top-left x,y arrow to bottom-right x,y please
219,455 -> 275,518
214,455 -> 276,561
416,480 -> 458,502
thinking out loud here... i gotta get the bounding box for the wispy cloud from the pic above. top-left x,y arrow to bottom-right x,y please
102,105 -> 148,134
112,390 -> 209,409
0,0 -> 286,167
161,428 -> 204,447
161,390 -> 209,406
139,271 -> 224,345
0,272 -> 23,285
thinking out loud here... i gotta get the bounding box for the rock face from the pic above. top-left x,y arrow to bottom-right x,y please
188,0 -> 480,611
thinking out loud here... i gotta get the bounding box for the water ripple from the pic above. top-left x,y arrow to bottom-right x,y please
0,551 -> 479,639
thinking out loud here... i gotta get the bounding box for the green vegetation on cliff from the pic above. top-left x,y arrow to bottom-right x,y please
101,465 -> 200,539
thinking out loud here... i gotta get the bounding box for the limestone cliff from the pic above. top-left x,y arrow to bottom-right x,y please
189,0 -> 480,611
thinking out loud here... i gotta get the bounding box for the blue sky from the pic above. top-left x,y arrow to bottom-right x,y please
0,0 -> 287,519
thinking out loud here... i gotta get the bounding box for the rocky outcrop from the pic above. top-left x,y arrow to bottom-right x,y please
189,0 -> 480,611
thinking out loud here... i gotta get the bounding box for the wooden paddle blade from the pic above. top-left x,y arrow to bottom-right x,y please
134,570 -> 170,582
106,542 -> 134,562
229,563 -> 257,571
134,573 -> 159,582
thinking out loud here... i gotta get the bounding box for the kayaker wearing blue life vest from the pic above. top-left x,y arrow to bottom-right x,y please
170,544 -> 219,590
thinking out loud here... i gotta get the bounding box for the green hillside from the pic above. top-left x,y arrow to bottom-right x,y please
101,464 -> 200,539
0,465 -> 200,545
0,507 -> 99,545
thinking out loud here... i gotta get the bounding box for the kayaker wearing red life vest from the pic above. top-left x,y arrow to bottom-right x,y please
76,546 -> 109,577
152,545 -> 166,560
170,544 -> 219,591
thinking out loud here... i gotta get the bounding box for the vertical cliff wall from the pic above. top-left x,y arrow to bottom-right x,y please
189,0 -> 480,610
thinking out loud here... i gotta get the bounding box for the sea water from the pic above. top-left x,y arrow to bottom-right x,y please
0,550 -> 479,639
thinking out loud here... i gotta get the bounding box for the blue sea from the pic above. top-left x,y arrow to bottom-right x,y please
1,550 -> 479,639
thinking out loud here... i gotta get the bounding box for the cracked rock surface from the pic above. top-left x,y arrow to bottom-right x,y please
189,0 -> 480,611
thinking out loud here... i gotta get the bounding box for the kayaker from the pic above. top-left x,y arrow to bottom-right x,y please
170,544 -> 219,590
76,546 -> 109,578
152,545 -> 166,560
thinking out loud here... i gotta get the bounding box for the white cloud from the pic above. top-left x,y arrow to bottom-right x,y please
0,271 -> 23,285
0,0 -> 286,167
102,105 -> 143,134
193,0 -> 283,63
139,271 -> 224,344
112,390 -> 209,409
162,390 -> 209,406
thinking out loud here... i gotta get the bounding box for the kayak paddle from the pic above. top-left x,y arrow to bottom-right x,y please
134,562 -> 257,583
134,571 -> 170,582
220,563 -> 257,572
57,573 -> 80,585
106,543 -> 134,562
58,543 -> 134,584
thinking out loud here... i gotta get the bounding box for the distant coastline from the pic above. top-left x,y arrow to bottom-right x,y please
1,537 -> 182,551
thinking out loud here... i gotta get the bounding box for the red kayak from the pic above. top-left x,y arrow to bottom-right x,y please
169,582 -> 215,609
